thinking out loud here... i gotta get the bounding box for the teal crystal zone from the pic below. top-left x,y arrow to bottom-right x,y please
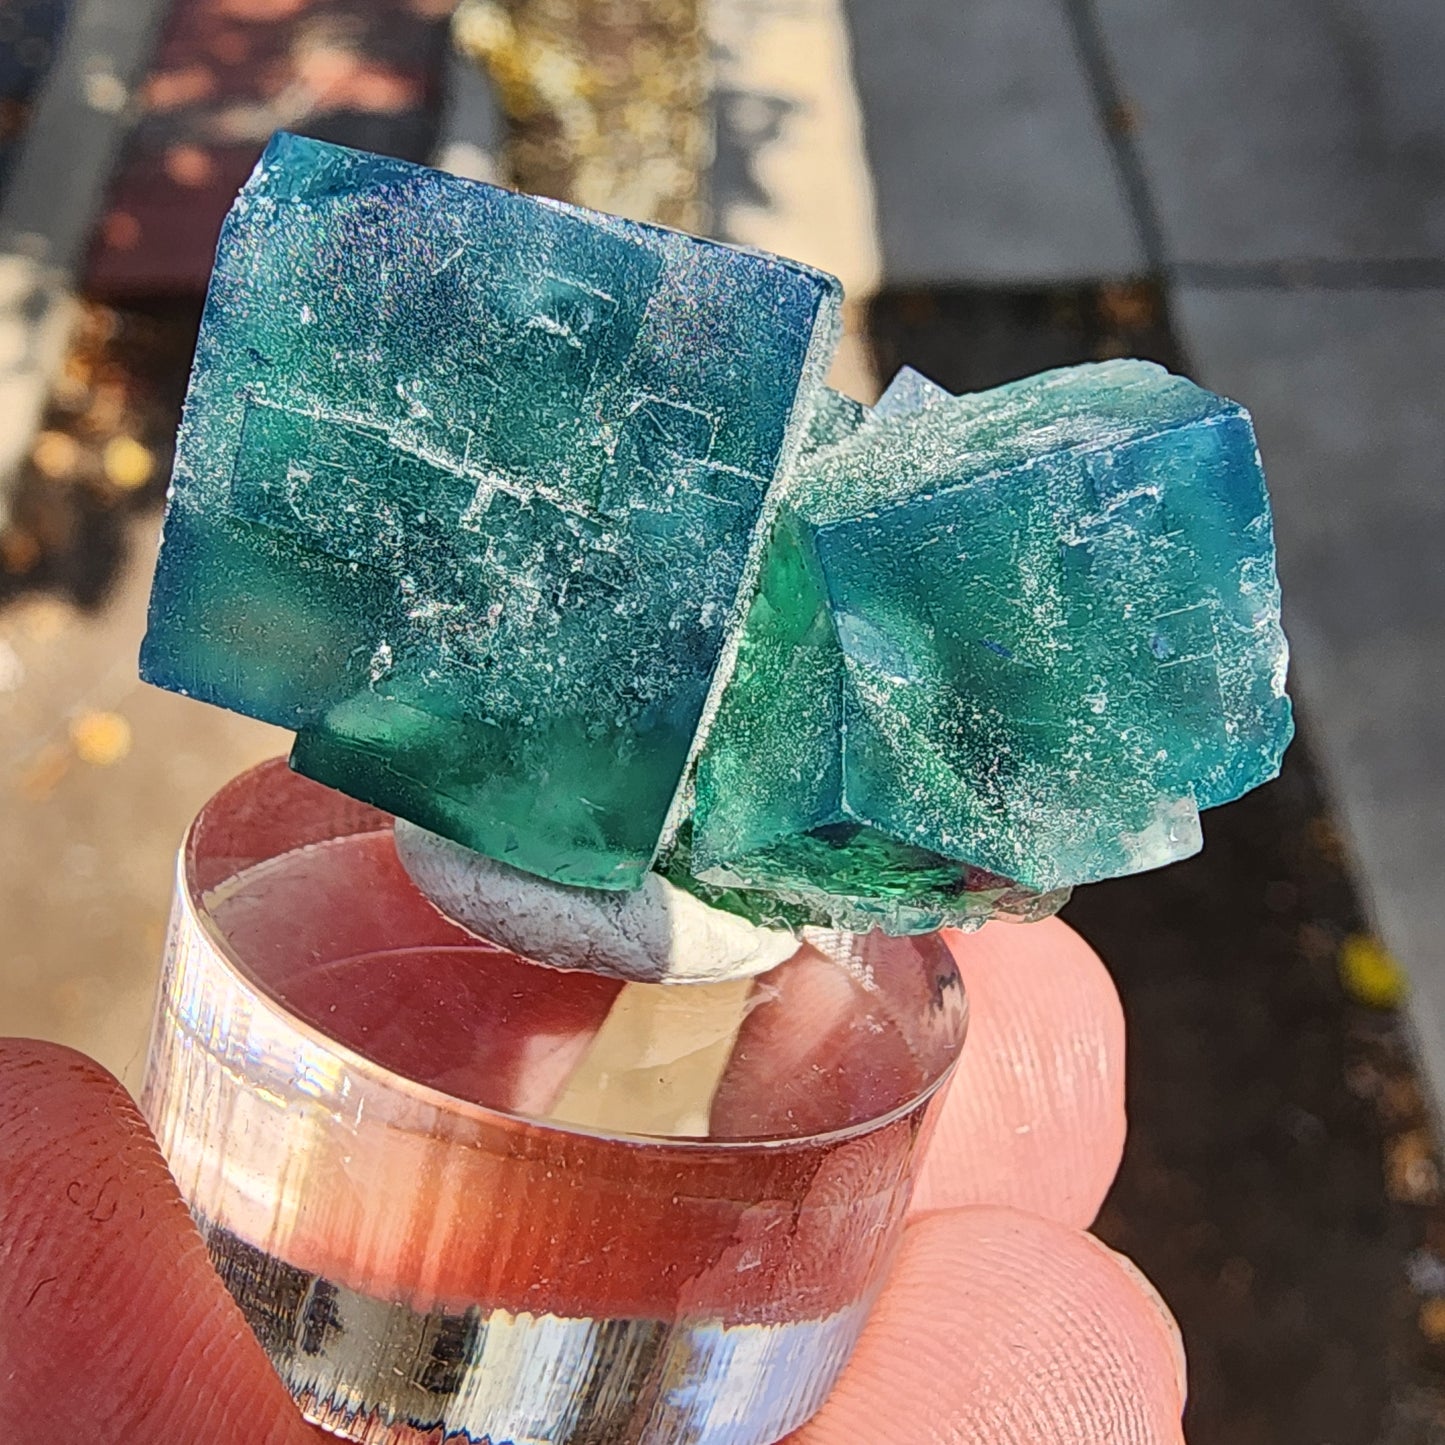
141,135 -> 1292,934
691,362 -> 1293,919
141,133 -> 840,890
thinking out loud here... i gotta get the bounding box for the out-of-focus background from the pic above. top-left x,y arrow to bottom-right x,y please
0,0 -> 1441,1438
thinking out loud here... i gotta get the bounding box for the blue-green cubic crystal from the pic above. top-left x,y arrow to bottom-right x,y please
141,135 -> 1293,932
691,361 -> 1294,910
140,133 -> 841,889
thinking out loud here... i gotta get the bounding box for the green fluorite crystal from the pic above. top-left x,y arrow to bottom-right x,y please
141,136 -> 1292,936
140,134 -> 840,889
678,506 -> 1068,932
691,360 -> 1293,909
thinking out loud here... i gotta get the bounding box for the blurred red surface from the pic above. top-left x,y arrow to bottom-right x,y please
86,0 -> 449,297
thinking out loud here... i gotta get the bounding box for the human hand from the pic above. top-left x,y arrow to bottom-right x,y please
0,918 -> 1186,1443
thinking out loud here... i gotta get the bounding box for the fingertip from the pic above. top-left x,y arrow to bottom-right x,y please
795,1206 -> 1186,1445
1083,1234 -> 1190,1407
911,918 -> 1127,1227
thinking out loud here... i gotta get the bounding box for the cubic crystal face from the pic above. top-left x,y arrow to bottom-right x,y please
140,135 -> 1293,931
140,133 -> 841,889
692,361 -> 1294,900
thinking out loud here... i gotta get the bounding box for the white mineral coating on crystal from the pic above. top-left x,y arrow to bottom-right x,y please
395,820 -> 798,984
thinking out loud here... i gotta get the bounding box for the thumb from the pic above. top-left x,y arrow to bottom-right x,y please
0,1038 -> 324,1444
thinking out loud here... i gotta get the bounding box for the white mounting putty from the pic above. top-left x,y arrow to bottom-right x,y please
394,821 -> 798,984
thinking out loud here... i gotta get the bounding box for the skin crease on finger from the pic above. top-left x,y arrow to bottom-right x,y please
0,916 -> 1178,1444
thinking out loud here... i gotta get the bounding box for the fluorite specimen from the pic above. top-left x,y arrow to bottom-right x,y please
692,361 -> 1293,910
141,134 -> 840,889
142,135 -> 1292,939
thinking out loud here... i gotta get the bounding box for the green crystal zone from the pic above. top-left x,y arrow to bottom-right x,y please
139,134 -> 1291,931
140,133 -> 840,889
691,360 -> 1293,908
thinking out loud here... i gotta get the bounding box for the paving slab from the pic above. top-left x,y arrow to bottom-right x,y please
841,0 -> 1144,285
710,0 -> 882,398
1175,285 -> 1445,1110
1094,0 -> 1445,266
0,517 -> 287,1089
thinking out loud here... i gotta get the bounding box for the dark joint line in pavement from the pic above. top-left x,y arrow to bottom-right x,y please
1058,0 -> 1171,279
1173,259 -> 1445,292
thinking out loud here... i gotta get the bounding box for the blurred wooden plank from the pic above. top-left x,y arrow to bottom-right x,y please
85,0 -> 451,299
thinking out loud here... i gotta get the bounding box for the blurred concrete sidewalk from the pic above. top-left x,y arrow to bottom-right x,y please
842,0 -> 1445,1112
0,521 -> 285,1089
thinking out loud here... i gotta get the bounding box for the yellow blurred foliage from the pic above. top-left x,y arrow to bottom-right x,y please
69,710 -> 133,768
1339,932 -> 1408,1009
103,435 -> 155,491
32,430 -> 82,480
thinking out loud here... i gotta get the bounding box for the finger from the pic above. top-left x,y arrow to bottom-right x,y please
710,936 -> 952,1138
910,917 -> 1127,1227
0,1039 -> 325,1444
795,1206 -> 1187,1445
